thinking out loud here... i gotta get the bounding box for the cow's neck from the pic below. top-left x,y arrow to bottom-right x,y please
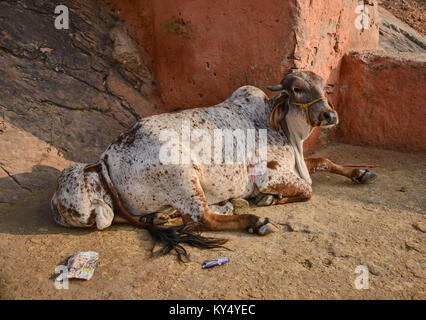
284,109 -> 312,184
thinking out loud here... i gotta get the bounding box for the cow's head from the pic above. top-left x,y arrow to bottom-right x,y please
267,71 -> 338,134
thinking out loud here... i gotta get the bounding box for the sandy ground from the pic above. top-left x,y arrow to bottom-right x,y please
0,143 -> 425,300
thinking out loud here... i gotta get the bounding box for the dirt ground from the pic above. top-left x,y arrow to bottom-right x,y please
0,143 -> 425,300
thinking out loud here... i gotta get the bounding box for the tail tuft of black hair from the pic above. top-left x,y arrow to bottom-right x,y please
145,223 -> 229,262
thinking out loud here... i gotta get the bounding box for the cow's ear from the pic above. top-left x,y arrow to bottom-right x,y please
268,91 -> 289,131
269,102 -> 283,131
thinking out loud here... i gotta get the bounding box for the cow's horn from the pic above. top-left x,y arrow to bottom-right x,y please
266,84 -> 284,91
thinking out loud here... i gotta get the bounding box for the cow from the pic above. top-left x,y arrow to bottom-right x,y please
51,70 -> 377,260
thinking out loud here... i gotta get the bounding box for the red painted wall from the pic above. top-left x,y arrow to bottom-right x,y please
99,1 -> 426,154
151,0 -> 296,110
336,51 -> 426,152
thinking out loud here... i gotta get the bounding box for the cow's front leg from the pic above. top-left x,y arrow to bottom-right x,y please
173,173 -> 278,235
305,158 -> 377,184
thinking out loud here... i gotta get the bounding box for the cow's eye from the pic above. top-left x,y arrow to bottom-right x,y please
293,87 -> 303,94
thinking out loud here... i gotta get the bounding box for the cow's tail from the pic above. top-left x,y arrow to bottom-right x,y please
84,159 -> 228,262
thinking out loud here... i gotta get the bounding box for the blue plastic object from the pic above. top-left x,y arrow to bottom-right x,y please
202,257 -> 229,269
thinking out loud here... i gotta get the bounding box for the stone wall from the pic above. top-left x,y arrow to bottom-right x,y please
336,51 -> 426,151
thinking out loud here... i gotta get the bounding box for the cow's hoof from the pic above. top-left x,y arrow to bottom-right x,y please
254,194 -> 275,206
353,169 -> 377,184
248,218 -> 279,235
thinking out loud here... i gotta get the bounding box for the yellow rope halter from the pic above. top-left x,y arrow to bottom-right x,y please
290,97 -> 327,128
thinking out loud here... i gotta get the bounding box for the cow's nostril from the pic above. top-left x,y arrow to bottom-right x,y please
323,112 -> 331,120
322,111 -> 338,124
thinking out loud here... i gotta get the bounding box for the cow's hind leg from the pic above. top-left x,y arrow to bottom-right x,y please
305,158 -> 377,184
171,174 -> 278,236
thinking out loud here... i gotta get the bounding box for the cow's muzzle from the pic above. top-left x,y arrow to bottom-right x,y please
321,110 -> 339,126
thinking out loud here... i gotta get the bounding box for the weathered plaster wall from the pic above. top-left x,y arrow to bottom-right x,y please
101,1 -> 426,154
101,0 -> 381,154
292,0 -> 379,78
336,51 -> 426,151
290,0 -> 379,152
151,0 -> 297,110
101,0 -> 379,106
